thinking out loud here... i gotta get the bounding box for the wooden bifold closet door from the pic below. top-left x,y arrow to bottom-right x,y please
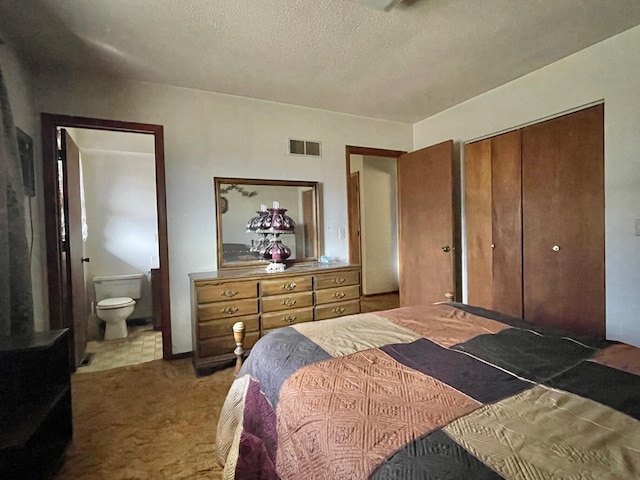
465,130 -> 522,318
465,104 -> 604,337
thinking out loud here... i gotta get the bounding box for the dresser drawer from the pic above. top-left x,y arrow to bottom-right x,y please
198,314 -> 259,340
315,299 -> 360,321
199,331 -> 260,357
261,307 -> 313,331
196,280 -> 258,304
198,298 -> 258,321
315,284 -> 360,305
314,270 -> 360,290
260,276 -> 313,296
261,291 -> 314,313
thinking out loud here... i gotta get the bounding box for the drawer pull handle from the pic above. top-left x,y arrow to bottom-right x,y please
332,277 -> 346,285
283,315 -> 297,324
222,306 -> 239,315
282,298 -> 297,307
222,289 -> 238,298
283,282 -> 297,291
334,292 -> 346,299
333,306 -> 346,314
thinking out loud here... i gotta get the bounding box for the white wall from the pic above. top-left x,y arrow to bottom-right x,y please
414,25 -> 640,347
81,149 -> 158,320
33,71 -> 413,354
0,43 -> 48,331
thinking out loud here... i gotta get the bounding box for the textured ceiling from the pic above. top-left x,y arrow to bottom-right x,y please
1,0 -> 640,123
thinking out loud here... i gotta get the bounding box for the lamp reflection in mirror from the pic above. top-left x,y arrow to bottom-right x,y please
246,204 -> 296,272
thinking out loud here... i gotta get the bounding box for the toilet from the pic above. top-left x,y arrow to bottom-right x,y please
94,273 -> 144,340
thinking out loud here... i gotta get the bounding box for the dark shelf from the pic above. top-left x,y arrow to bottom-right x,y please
0,385 -> 70,448
0,329 -> 72,479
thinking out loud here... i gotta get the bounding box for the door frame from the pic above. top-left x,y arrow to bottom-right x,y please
41,113 -> 174,360
347,171 -> 361,265
345,145 -> 406,283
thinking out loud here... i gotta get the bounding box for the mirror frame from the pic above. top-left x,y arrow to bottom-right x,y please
214,177 -> 320,269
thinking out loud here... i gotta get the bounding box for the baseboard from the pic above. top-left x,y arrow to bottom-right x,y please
362,291 -> 399,298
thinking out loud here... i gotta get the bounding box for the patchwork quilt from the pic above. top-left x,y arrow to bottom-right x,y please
217,303 -> 640,479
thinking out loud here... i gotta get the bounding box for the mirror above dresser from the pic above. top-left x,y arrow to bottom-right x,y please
214,177 -> 320,269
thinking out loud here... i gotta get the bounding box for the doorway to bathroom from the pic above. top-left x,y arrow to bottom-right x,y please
41,114 -> 172,370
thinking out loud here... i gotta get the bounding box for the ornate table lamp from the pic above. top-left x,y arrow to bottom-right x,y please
247,201 -> 296,272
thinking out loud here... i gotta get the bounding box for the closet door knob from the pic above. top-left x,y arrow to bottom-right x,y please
490,244 -> 495,249
552,245 -> 560,252
442,246 -> 451,253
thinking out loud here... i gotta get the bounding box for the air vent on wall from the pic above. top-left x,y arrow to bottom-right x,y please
289,139 -> 321,157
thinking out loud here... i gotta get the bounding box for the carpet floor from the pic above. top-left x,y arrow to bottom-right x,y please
55,294 -> 400,479
54,358 -> 235,480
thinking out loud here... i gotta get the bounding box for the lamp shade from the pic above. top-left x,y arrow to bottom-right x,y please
247,206 -> 296,270
256,208 -> 296,234
246,210 -> 268,232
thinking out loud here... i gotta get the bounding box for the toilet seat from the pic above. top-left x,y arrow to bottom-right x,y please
96,297 -> 135,310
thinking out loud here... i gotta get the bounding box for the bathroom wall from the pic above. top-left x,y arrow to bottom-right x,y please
80,147 -> 159,321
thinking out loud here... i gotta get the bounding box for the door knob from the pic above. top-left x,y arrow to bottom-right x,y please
552,245 -> 560,252
490,244 -> 495,249
442,246 -> 451,252
81,257 -> 90,263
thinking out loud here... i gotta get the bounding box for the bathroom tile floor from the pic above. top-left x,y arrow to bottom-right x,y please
76,323 -> 163,374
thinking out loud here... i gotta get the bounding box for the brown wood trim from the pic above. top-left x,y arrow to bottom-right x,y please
346,145 -> 406,158
153,126 -> 173,360
344,145 -> 407,264
41,115 -> 65,331
361,290 -> 399,298
171,351 -> 193,360
214,177 -> 319,188
40,113 -> 175,359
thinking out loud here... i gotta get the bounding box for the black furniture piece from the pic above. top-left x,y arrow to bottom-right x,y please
0,329 -> 72,479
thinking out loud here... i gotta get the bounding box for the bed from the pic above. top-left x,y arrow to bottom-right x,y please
216,302 -> 640,479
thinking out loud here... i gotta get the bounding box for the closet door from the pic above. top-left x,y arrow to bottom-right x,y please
465,130 -> 522,317
490,130 -> 522,317
398,140 -> 455,306
464,139 -> 493,308
522,104 -> 604,337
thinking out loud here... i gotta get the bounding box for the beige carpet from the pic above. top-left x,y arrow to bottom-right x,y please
55,358 -> 235,480
54,296 -> 399,479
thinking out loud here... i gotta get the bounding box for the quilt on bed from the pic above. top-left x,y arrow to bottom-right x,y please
216,302 -> 640,479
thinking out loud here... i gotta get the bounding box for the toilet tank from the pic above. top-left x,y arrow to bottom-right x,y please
93,273 -> 144,301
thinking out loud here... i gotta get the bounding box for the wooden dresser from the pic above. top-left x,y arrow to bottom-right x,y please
189,263 -> 361,374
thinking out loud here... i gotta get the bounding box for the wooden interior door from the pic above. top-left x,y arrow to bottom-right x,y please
522,104 -> 604,337
398,140 -> 455,306
348,172 -> 361,265
60,129 -> 88,368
